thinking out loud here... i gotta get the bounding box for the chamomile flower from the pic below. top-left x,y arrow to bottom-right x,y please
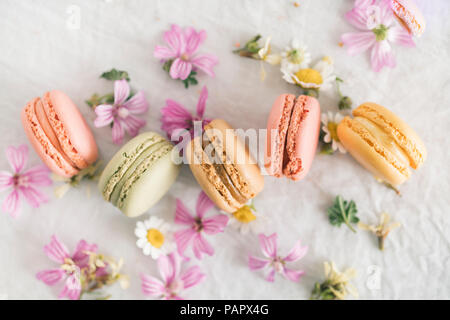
321,112 -> 346,153
282,56 -> 336,91
281,39 -> 311,72
135,216 -> 175,259
258,36 -> 282,65
228,204 -> 268,235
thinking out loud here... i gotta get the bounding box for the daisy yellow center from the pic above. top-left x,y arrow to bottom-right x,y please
294,68 -> 323,85
146,228 -> 164,248
327,122 -> 340,142
233,206 -> 256,224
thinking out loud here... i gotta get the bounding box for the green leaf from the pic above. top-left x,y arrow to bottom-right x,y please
327,195 -> 359,232
100,68 -> 130,81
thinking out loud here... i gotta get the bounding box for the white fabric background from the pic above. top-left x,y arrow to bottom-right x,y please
0,0 -> 449,300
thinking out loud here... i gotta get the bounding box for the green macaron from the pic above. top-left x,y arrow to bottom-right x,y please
98,132 -> 180,217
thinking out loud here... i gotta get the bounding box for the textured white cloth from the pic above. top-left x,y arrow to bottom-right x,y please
0,0 -> 449,300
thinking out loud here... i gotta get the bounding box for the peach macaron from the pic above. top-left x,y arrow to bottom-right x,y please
21,90 -> 98,178
265,94 -> 321,181
391,0 -> 426,36
337,102 -> 426,186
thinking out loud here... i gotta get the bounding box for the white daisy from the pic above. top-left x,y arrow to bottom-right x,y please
227,204 -> 269,235
257,36 -> 282,65
281,39 -> 311,72
282,56 -> 336,91
135,216 -> 175,259
321,112 -> 346,153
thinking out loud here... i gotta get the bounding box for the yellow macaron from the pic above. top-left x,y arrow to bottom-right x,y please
337,102 -> 426,186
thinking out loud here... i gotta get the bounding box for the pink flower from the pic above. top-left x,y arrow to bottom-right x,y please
174,192 -> 228,260
248,233 -> 308,282
0,144 -> 51,218
161,85 -> 211,144
36,235 -> 98,300
341,0 -> 415,72
141,252 -> 205,300
154,24 -> 218,81
94,79 -> 149,145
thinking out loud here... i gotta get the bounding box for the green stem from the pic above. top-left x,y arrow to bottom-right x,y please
338,196 -> 356,233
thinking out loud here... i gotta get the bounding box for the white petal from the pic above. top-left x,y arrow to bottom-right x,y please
143,243 -> 152,255
136,238 -> 148,248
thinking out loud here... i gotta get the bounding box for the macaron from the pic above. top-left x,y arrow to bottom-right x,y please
21,90 -> 98,178
265,94 -> 320,180
337,102 -> 426,186
98,132 -> 180,217
186,119 -> 264,213
391,0 -> 426,36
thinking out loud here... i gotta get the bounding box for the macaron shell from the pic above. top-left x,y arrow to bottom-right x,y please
337,117 -> 410,186
46,90 -> 98,168
265,94 -> 295,177
283,95 -> 320,181
21,98 -> 79,178
186,136 -> 241,213
392,0 -> 426,36
353,102 -> 426,169
120,149 -> 180,217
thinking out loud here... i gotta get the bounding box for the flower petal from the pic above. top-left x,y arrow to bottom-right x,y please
196,191 -> 214,219
6,145 -> 28,173
154,45 -> 177,60
371,40 -> 396,72
141,273 -> 166,297
196,86 -> 208,118
282,267 -> 305,282
22,165 -> 52,187
184,27 -> 207,55
112,119 -> 125,145
192,233 -> 214,259
122,91 -> 149,114
36,268 -> 65,286
122,114 -> 146,138
164,24 -> 186,56
43,235 -> 70,264
2,189 -> 20,218
72,239 -> 97,267
191,54 -> 219,77
170,58 -> 193,80
265,268 -> 276,282
283,240 -> 308,262
114,79 -> 130,105
94,104 -> 114,127
181,265 -> 206,289
0,171 -> 13,192
345,7 -> 370,30
175,228 -> 196,256
341,32 -> 376,55
202,215 -> 228,235
258,233 -> 278,259
58,274 -> 81,300
174,199 -> 195,225
248,255 -> 270,271
19,186 -> 48,208
388,25 -> 415,47
157,253 -> 179,284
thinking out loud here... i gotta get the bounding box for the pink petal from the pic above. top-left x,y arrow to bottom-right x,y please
175,228 -> 196,256
283,240 -> 308,262
122,114 -> 146,137
371,40 -> 396,72
196,86 -> 208,118
265,268 -> 276,282
2,189 -> 20,218
191,54 -> 219,77
43,235 -> 70,264
379,0 -> 394,26
158,253 -> 179,284
72,240 -> 97,268
22,165 -> 52,187
154,45 -> 177,60
141,273 -> 166,297
248,255 -> 270,271
344,7 -> 370,30
192,233 -> 214,259
36,269 -> 65,286
6,145 -> 28,173
282,267 -> 305,282
202,215 -> 228,235
112,119 -> 125,145
174,199 -> 195,225
94,104 -> 114,127
58,274 -> 81,300
0,171 -> 13,192
122,91 -> 149,114
388,25 -> 415,47
354,0 -> 375,9
196,191 -> 214,219
181,265 -> 205,289
258,233 -> 278,259
163,24 -> 186,56
20,186 -> 48,208
170,58 -> 193,80
114,79 -> 130,105
341,32 -> 376,55
161,100 -> 193,139
184,27 -> 207,56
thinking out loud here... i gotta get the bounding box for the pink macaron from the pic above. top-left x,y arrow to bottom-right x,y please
21,90 -> 98,178
265,94 -> 320,181
391,0 -> 426,36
